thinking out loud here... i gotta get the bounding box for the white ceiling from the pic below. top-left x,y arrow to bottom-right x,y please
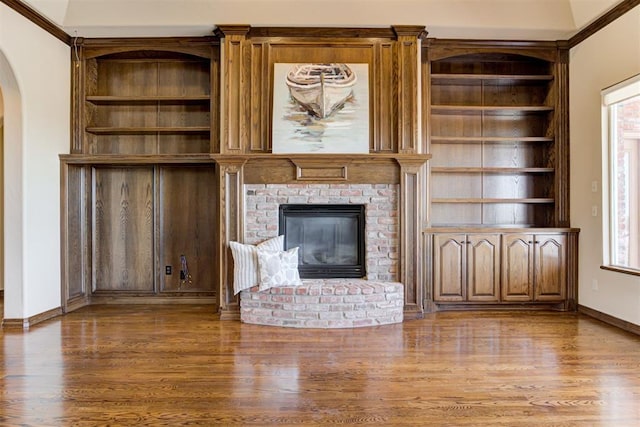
22,0 -> 624,39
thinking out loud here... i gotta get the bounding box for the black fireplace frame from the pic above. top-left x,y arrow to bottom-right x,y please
278,204 -> 366,279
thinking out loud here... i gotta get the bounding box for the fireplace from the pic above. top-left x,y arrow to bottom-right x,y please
279,204 -> 366,279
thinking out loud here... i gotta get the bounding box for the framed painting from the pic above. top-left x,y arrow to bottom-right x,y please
271,63 -> 370,154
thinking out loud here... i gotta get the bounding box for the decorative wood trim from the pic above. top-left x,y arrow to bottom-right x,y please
79,37 -> 218,59
217,27 -> 251,154
70,37 -> 84,153
578,305 -> 640,337
600,265 -> 640,277
89,296 -> 216,305
568,0 -> 640,48
565,230 -> 579,311
0,0 -> 70,45
246,26 -> 397,39
555,46 -> 570,227
216,159 -> 247,320
374,42 -> 396,152
426,39 -> 561,63
2,306 -> 63,330
394,26 -> 425,154
291,159 -> 349,181
397,158 -> 428,319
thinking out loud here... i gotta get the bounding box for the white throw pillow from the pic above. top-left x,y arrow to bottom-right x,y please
257,247 -> 302,290
229,235 -> 284,295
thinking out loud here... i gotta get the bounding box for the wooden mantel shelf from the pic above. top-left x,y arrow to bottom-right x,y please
60,153 -> 431,165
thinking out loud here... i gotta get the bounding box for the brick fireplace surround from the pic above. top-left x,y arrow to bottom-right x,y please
216,154 -> 429,324
239,183 -> 404,328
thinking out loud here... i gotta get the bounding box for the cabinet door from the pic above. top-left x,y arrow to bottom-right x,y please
433,234 -> 466,301
93,166 -> 154,293
159,166 -> 216,293
467,234 -> 500,302
534,234 -> 567,301
502,234 -> 534,301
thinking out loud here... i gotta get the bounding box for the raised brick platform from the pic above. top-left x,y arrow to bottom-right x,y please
240,279 -> 404,328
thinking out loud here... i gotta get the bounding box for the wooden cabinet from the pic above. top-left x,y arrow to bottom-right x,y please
502,233 -> 567,302
424,41 -> 576,312
430,231 -> 572,308
62,39 -> 220,309
433,234 -> 500,303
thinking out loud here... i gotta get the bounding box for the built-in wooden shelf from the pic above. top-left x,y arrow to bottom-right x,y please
430,105 -> 554,115
430,136 -> 554,144
430,73 -> 554,85
85,95 -> 210,104
431,167 -> 554,174
85,127 -> 211,135
431,198 -> 555,204
60,154 -> 213,164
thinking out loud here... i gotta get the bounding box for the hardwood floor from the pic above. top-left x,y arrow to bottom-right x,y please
1,305 -> 640,426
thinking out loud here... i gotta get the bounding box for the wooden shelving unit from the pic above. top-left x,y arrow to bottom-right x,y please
83,51 -> 213,155
62,40 -> 220,309
424,45 -> 577,312
429,51 -> 558,228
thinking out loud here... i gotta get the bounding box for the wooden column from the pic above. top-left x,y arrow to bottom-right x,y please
216,25 -> 251,154
70,37 -> 85,154
555,43 -> 570,227
397,158 -> 427,319
393,25 -> 426,154
216,158 -> 247,320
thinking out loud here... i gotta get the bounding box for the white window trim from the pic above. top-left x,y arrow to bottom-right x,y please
601,73 -> 640,271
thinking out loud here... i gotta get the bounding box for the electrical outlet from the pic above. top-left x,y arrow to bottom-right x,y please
591,181 -> 598,192
591,205 -> 598,217
592,279 -> 598,291
165,265 -> 172,275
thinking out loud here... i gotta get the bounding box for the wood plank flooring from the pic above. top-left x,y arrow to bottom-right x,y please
2,305 -> 640,426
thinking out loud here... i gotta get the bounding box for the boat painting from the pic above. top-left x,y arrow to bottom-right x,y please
286,63 -> 357,119
272,63 -> 369,154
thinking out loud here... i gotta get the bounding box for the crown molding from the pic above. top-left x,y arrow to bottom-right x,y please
569,0 -> 640,48
0,0 -> 71,45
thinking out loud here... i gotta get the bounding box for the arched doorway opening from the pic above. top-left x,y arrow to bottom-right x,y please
0,50 -> 24,322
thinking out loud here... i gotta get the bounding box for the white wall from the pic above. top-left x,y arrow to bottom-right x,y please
570,5 -> 640,325
0,4 -> 70,320
0,86 -> 4,293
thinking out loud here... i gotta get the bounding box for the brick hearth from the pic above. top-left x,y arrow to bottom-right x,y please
240,280 -> 403,328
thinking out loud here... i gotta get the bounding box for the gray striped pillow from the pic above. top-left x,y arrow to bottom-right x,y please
229,236 -> 283,294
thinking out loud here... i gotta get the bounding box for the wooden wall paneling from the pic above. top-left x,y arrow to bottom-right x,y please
554,45 -> 570,227
92,167 -> 155,293
393,26 -> 426,154
210,46 -> 221,153
216,159 -> 247,319
217,25 -> 251,154
566,230 -> 579,310
241,155 -> 408,185
248,42 -> 269,152
83,57 -> 97,154
397,158 -> 427,318
374,42 -> 396,152
159,166 -> 216,294
61,163 -> 91,312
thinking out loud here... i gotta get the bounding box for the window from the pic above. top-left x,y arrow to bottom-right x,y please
603,75 -> 640,272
